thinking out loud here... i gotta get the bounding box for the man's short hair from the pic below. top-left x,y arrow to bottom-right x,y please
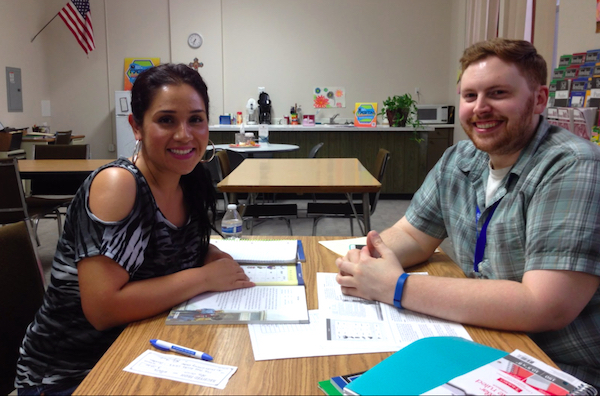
459,38 -> 547,89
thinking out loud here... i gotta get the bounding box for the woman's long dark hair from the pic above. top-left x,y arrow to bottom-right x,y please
130,64 -> 218,254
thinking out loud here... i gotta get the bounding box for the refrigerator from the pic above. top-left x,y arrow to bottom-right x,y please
115,90 -> 135,158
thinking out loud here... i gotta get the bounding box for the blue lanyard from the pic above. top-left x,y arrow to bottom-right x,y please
473,200 -> 501,276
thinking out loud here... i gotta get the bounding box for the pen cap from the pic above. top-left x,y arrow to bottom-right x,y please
149,339 -> 170,351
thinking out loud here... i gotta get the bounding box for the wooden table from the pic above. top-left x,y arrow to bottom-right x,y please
217,158 -> 381,232
73,236 -> 555,395
18,159 -> 113,178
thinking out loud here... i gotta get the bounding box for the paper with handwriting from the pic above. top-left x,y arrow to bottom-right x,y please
123,350 -> 237,389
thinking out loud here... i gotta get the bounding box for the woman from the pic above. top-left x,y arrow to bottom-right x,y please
15,64 -> 254,395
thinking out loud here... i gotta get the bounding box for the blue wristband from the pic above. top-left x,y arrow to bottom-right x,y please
393,273 -> 410,309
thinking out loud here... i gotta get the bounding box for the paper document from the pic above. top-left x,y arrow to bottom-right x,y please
319,237 -> 367,257
243,263 -> 304,286
318,272 -> 471,346
319,237 -> 441,256
248,310 -> 397,361
211,239 -> 299,264
123,350 -> 237,389
247,273 -> 471,361
167,285 -> 309,325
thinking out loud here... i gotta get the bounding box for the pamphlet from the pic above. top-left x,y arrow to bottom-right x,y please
423,349 -> 598,396
166,285 -> 309,325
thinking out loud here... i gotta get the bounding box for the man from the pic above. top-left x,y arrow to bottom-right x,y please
336,38 -> 600,388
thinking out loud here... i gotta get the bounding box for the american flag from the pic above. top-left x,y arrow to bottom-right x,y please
59,0 -> 95,55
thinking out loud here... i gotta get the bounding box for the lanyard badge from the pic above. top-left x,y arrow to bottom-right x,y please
471,200 -> 501,279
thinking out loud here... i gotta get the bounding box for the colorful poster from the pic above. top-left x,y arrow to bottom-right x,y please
597,0 -> 600,33
123,58 -> 160,90
313,86 -> 346,108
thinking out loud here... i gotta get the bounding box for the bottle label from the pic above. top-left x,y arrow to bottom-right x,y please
221,224 -> 242,234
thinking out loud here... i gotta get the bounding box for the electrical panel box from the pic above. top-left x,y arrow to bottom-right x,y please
6,67 -> 23,112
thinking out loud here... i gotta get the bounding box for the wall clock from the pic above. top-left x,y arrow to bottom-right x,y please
187,33 -> 203,49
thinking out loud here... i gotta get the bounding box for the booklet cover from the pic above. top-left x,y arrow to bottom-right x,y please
166,285 -> 309,325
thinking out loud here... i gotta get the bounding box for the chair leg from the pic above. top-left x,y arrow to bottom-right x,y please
350,218 -> 354,237
55,209 -> 63,235
285,219 -> 293,235
31,218 -> 41,246
312,217 -> 321,236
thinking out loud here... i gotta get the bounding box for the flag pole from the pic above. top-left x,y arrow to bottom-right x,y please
31,13 -> 59,43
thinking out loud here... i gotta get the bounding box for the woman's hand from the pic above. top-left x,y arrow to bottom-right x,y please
200,257 -> 255,292
336,230 -> 404,304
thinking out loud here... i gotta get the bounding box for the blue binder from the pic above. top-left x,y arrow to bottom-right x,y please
344,337 -> 507,395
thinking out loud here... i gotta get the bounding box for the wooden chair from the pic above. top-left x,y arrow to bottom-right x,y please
0,221 -> 45,395
53,130 -> 72,145
0,158 -> 66,242
306,148 -> 391,236
33,143 -> 89,160
31,144 -> 90,196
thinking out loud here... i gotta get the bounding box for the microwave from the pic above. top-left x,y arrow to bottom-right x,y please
416,105 -> 455,124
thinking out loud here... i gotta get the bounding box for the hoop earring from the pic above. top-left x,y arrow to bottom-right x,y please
200,139 -> 216,163
132,140 -> 142,164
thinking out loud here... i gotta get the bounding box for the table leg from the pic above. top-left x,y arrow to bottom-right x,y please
362,192 -> 371,234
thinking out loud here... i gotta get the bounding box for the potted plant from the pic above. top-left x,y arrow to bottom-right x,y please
378,93 -> 424,142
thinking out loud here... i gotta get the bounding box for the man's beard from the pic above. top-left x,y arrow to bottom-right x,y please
462,95 -> 536,157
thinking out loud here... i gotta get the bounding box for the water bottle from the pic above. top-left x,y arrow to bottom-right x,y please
221,204 -> 243,239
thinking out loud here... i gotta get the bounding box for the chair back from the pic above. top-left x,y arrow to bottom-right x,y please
216,150 -> 232,178
54,130 -> 72,145
308,142 -> 324,158
226,150 -> 245,171
32,144 -> 90,195
369,148 -> 391,214
216,150 -> 237,204
0,158 -> 29,224
0,221 -> 45,394
34,143 -> 89,159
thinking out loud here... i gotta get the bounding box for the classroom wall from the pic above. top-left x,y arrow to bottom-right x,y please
0,0 -> 596,160
556,0 -> 600,62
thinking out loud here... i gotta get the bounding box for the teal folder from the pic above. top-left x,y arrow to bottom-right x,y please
344,337 -> 508,395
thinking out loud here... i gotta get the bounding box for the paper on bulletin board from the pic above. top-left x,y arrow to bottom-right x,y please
597,0 -> 600,33
313,86 -> 345,108
123,58 -> 160,90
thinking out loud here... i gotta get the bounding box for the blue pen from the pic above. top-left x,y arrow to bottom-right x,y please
150,339 -> 213,361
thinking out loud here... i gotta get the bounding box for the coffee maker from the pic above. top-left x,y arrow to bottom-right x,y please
246,98 -> 257,125
257,91 -> 272,124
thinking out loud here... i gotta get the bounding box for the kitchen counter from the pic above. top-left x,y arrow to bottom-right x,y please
209,124 -> 453,194
210,124 -> 435,132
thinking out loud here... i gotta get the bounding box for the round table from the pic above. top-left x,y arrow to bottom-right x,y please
212,143 -> 299,158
